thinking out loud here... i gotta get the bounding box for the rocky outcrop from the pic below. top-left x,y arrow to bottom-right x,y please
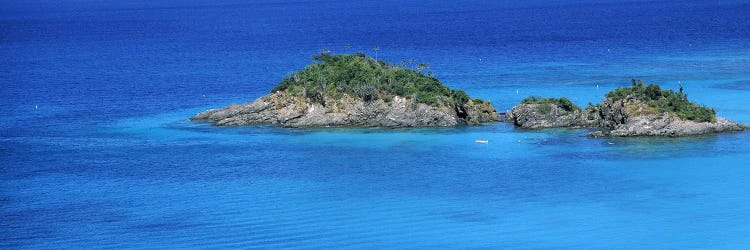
505,103 -> 596,129
192,53 -> 502,128
589,96 -> 747,137
506,95 -> 747,137
191,91 -> 500,128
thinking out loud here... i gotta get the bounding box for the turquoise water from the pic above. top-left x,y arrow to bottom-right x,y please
2,0 -> 750,248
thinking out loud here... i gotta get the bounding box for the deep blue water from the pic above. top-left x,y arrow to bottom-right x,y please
2,0 -> 750,248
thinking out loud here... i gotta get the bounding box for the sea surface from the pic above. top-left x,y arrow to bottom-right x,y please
2,0 -> 750,248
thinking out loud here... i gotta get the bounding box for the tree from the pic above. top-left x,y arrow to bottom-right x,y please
318,48 -> 331,55
272,52 -> 491,107
373,46 -> 379,61
416,63 -> 430,73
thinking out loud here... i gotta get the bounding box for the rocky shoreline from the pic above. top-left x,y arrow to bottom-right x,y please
505,102 -> 596,129
591,95 -> 747,136
192,53 -> 501,128
506,95 -> 747,137
192,61 -> 746,137
191,90 -> 499,128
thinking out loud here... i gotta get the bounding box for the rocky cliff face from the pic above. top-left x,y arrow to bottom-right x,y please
590,96 -> 747,136
505,103 -> 596,129
506,95 -> 747,136
191,91 -> 500,128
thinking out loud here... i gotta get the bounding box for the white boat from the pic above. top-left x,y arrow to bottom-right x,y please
475,139 -> 489,144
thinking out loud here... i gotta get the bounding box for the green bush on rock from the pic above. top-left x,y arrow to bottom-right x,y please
271,52 -> 489,107
605,79 -> 716,122
521,96 -> 580,112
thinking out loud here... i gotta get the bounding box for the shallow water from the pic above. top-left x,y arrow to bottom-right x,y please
2,0 -> 750,248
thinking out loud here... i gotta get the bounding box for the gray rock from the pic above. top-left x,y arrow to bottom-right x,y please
591,96 -> 747,136
191,91 -> 500,128
505,103 -> 596,129
505,95 -> 747,137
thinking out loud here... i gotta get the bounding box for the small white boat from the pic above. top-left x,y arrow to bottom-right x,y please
475,139 -> 489,144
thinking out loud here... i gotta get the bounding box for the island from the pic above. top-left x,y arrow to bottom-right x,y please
506,79 -> 748,136
191,53 -> 500,127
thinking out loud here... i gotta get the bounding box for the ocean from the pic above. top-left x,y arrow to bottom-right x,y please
1,0 -> 749,248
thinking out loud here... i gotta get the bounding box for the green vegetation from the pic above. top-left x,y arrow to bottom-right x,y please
585,102 -> 601,120
271,53 -> 488,107
605,79 -> 716,122
521,96 -> 580,112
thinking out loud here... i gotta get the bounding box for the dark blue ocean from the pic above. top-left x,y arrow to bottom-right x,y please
2,0 -> 750,248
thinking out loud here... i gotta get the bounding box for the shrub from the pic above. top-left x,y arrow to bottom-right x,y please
605,79 -> 716,122
354,84 -> 379,102
270,53 -> 488,107
451,90 -> 470,106
522,96 -> 580,112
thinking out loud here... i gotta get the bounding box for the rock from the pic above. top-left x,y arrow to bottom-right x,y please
505,98 -> 599,129
505,103 -> 597,129
592,96 -> 747,136
191,53 -> 501,128
505,94 -> 747,137
191,91 -> 500,128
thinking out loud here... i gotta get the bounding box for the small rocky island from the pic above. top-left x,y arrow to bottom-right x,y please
191,53 -> 499,127
506,79 -> 747,136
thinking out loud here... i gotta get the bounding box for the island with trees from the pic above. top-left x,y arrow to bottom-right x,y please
191,53 -> 500,127
506,79 -> 747,136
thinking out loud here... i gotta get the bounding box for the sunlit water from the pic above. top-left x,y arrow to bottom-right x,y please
2,0 -> 749,248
